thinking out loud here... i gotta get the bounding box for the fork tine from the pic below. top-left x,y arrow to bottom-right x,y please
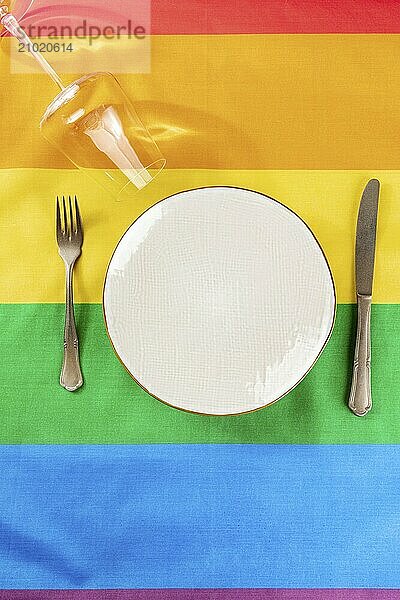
68,195 -> 74,237
62,195 -> 68,237
74,195 -> 82,234
56,196 -> 62,234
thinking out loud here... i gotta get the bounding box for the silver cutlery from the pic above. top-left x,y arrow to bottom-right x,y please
56,195 -> 84,391
348,179 -> 380,416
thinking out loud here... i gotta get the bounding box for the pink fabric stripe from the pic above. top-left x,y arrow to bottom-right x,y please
0,591 -> 399,599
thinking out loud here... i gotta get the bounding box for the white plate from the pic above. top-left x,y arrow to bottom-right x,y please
104,187 -> 336,415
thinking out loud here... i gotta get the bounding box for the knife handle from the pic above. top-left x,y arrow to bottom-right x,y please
348,294 -> 372,417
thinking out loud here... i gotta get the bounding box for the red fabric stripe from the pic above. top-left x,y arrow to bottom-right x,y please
14,0 -> 400,36
151,0 -> 400,33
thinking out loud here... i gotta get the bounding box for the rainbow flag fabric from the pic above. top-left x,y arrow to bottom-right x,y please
1,0 -> 400,596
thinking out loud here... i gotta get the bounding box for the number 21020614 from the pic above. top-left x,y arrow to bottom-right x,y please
18,42 -> 74,53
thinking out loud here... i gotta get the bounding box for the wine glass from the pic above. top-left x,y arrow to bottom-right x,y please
1,7 -> 166,197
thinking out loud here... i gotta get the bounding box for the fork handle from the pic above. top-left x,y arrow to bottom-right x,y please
60,264 -> 83,392
348,294 -> 372,417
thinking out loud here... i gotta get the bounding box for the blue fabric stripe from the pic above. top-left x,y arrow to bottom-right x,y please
0,444 -> 399,588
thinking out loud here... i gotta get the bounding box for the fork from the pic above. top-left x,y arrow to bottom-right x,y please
56,195 -> 84,391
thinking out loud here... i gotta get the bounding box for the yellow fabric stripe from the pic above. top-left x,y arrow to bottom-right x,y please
0,168 -> 397,303
1,35 -> 400,169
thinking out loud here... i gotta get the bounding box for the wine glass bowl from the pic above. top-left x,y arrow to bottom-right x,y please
40,72 -> 166,197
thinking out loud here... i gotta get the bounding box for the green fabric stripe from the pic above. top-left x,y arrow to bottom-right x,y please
0,303 -> 398,444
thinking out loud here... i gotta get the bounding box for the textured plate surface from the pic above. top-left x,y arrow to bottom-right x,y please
104,187 -> 335,415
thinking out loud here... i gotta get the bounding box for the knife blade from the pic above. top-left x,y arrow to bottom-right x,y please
355,179 -> 380,296
348,179 -> 380,417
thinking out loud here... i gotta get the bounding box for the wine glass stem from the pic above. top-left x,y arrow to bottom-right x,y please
1,12 -> 65,90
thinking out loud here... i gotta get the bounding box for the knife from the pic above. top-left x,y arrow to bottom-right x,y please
348,179 -> 380,416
